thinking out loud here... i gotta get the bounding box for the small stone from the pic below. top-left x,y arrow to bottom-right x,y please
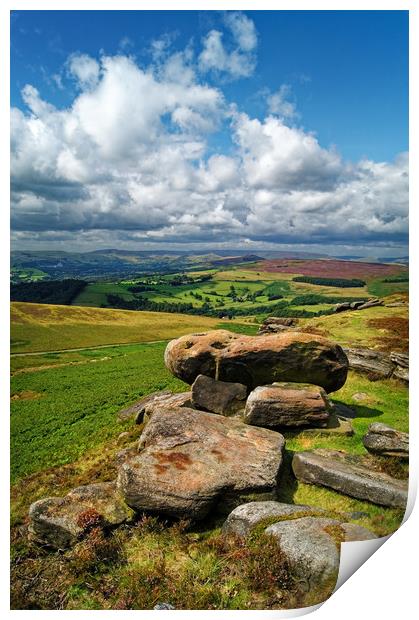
154,603 -> 176,610
363,423 -> 409,458
352,392 -> 369,402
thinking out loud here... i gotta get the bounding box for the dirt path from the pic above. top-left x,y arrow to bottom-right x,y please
12,356 -> 115,375
10,340 -> 165,357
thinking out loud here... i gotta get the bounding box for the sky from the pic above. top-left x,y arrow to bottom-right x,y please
10,10 -> 409,256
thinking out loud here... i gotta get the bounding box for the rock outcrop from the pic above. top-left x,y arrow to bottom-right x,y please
191,374 -> 247,416
117,406 -> 285,519
28,481 -> 135,549
165,330 -> 348,393
257,317 -> 298,335
362,423 -> 409,458
334,298 -> 383,313
292,449 -> 408,508
344,347 -> 408,382
244,382 -> 332,428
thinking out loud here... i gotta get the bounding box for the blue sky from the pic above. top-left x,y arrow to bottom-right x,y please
10,10 -> 408,255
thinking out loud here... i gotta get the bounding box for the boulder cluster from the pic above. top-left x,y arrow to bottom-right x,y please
334,298 -> 383,313
28,329 -> 409,605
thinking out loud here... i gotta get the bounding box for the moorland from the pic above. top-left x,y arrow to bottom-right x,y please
10,254 -> 409,609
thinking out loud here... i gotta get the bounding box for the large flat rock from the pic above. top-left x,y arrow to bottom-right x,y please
117,406 -> 285,520
165,330 -> 348,393
292,449 -> 408,508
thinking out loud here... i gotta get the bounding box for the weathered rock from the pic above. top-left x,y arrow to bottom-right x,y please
390,352 -> 409,382
165,330 -> 348,393
28,481 -> 135,549
334,299 -> 382,313
222,501 -> 325,538
339,522 -> 378,541
393,366 -> 409,382
154,603 -> 176,610
258,317 -> 298,335
351,392 -> 371,403
117,391 -> 192,424
344,347 -> 408,382
334,302 -> 351,313
117,406 -> 285,520
357,299 -> 383,310
263,516 -> 375,604
117,390 -> 172,421
191,374 -> 247,416
292,449 -> 408,508
134,391 -> 192,424
363,423 -> 409,458
244,383 -> 332,428
390,352 -> 408,368
344,347 -> 394,379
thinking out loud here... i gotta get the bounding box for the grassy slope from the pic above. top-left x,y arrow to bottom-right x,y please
10,302 -> 221,352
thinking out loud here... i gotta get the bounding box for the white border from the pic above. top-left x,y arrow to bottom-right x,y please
2,1 -> 416,618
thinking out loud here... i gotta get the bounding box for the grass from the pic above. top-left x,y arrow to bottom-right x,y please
10,341 -> 186,482
11,302 -> 221,353
298,304 -> 408,351
367,278 -> 409,297
72,282 -> 137,307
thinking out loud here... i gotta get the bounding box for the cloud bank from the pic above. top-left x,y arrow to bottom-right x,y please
10,12 -> 408,252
